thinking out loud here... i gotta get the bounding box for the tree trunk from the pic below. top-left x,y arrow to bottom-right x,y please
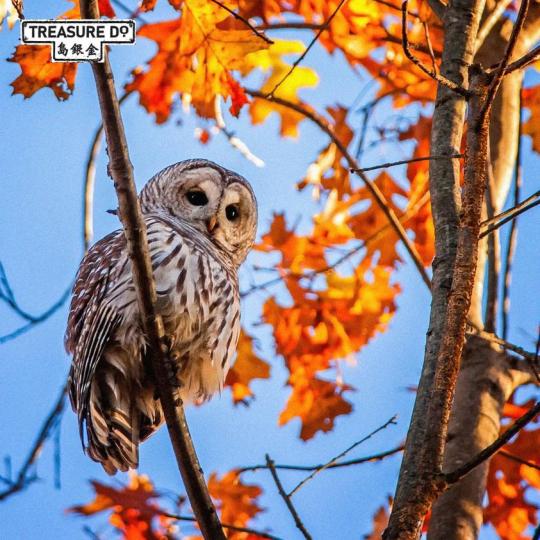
428,5 -> 540,540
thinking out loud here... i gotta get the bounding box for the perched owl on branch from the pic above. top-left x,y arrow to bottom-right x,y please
65,159 -> 257,474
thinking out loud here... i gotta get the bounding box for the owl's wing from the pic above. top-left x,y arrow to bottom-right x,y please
65,230 -> 126,425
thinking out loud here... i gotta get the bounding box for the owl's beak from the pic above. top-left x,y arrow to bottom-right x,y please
206,216 -> 218,233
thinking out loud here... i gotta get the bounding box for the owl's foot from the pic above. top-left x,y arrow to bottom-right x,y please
164,351 -> 183,390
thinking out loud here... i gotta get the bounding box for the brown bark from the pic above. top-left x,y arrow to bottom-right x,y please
428,5 -> 540,539
383,2 -> 487,535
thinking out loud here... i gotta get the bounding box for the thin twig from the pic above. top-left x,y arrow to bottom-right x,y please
444,401 -> 540,484
210,0 -> 273,44
266,0 -> 347,98
110,0 -> 148,24
401,0 -> 470,97
502,43 -> 540,75
479,189 -> 540,239
162,512 -> 283,540
475,0 -> 513,51
265,455 -> 312,540
238,445 -> 404,473
81,2 -> 225,538
351,154 -> 462,173
0,384 -> 67,502
484,156 -> 500,333
288,416 -> 397,496
478,0 -> 531,127
500,450 -> 540,472
0,264 -> 72,345
256,22 -> 323,31
422,20 -> 437,74
466,325 -> 537,362
245,89 -> 432,289
502,93 -> 523,341
213,97 -> 265,167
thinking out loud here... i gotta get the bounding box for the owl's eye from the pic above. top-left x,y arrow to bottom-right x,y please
225,204 -> 240,221
186,190 -> 208,206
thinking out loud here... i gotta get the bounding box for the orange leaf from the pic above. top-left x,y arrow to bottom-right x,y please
209,470 -> 265,539
225,330 -> 271,404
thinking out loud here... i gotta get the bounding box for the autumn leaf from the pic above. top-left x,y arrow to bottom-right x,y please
523,84 -> 540,154
225,330 -> 271,404
364,497 -> 392,540
68,473 -> 175,540
209,470 -> 265,539
484,403 -> 540,540
127,0 -> 269,122
246,40 -> 319,137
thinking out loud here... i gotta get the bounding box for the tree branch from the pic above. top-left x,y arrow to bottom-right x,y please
245,89 -> 432,289
80,2 -> 225,538
288,416 -> 397,496
0,384 -> 66,502
475,0 -> 513,51
351,154 -> 462,173
238,445 -> 404,473
402,0 -> 470,97
265,455 -> 312,540
162,512 -> 283,540
479,188 -> 540,239
266,0 -> 347,97
478,0 -> 531,127
502,89 -> 523,340
444,401 -> 540,484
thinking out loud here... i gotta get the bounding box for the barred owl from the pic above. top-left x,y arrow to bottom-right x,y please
65,159 -> 257,474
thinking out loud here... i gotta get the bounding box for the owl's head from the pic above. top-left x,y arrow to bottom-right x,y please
140,159 -> 258,266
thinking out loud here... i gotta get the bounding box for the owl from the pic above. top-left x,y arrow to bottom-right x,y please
65,159 -> 257,475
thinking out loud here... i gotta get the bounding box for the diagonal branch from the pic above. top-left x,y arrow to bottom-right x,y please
402,0 -> 470,97
478,0 -> 531,126
444,401 -> 540,484
266,0 -> 347,98
502,91 -> 523,340
351,154 -> 462,173
0,384 -> 67,502
210,0 -> 273,44
288,416 -> 397,496
265,455 -> 312,540
80,2 -> 225,538
479,189 -> 540,239
245,89 -> 432,289
238,445 -> 404,473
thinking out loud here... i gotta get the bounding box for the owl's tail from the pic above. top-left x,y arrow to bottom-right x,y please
84,352 -> 163,475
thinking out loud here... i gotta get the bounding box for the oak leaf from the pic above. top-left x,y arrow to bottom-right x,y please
225,330 -> 271,404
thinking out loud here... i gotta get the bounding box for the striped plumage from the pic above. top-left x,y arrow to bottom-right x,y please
65,160 -> 257,474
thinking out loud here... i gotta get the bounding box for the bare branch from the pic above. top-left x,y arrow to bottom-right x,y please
351,154 -> 462,173
478,0 -> 531,127
210,0 -> 273,44
288,416 -> 397,496
475,0 -> 513,51
0,262 -> 72,344
9,0 -> 23,19
401,0 -> 470,97
479,189 -> 540,239
256,22 -> 323,31
466,325 -> 538,362
110,0 -> 148,24
265,455 -> 312,540
245,89 -> 432,289
502,43 -> 540,74
502,95 -> 522,340
162,512 -> 283,540
266,0 -> 347,98
484,157 -> 501,333
0,384 -> 66,502
500,450 -> 540,472
444,401 -> 540,484
238,445 -> 404,474
80,2 -> 225,538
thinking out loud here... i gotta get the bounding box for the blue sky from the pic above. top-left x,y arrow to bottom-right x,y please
1,2 -> 539,539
